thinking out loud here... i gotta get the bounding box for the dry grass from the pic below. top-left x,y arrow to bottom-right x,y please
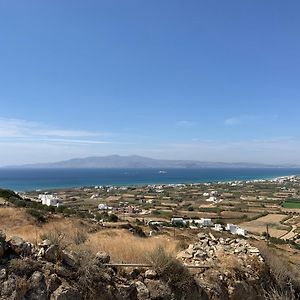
0,207 -> 178,263
240,214 -> 289,238
85,229 -> 178,263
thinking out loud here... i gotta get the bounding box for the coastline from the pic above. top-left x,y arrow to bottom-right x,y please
0,167 -> 299,192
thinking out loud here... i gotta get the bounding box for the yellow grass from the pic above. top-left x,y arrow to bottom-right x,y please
0,207 -> 178,263
240,214 -> 289,238
85,229 -> 178,263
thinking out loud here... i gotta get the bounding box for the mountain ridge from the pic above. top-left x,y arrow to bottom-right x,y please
4,155 -> 299,169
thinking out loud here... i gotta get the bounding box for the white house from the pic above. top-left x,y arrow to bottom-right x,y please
236,227 -> 247,237
226,224 -> 238,234
39,194 -> 63,207
171,218 -> 185,226
98,203 -> 109,211
226,224 -> 247,236
200,218 -> 213,227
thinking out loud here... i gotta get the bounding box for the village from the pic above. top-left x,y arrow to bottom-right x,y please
19,175 -> 300,243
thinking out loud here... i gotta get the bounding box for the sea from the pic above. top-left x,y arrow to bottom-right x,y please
0,168 -> 300,192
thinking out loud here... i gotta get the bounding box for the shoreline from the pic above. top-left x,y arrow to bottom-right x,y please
10,172 -> 300,193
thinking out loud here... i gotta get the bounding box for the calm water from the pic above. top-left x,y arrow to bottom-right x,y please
0,168 -> 299,191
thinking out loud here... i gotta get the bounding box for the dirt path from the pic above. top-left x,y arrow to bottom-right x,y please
280,225 -> 297,240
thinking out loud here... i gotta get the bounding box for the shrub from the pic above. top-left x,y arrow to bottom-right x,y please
8,258 -> 41,277
73,229 -> 88,245
26,208 -> 46,223
147,246 -> 205,299
40,228 -> 68,250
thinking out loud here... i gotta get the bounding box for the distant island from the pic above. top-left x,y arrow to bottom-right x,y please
5,155 -> 299,169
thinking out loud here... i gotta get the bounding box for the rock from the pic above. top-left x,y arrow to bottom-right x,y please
54,265 -> 72,278
61,250 -> 78,268
144,269 -> 157,279
39,239 -> 52,247
186,244 -> 196,255
0,268 -> 6,280
45,245 -> 59,262
27,271 -> 47,300
247,247 -> 260,254
209,233 -> 216,241
8,236 -> 24,255
22,241 -> 34,256
47,274 -> 62,292
176,251 -> 193,260
0,276 -> 17,299
95,251 -> 110,264
197,233 -> 207,239
194,250 -> 206,259
135,281 -> 150,300
145,279 -> 172,300
37,247 -> 45,257
0,242 -> 5,259
0,230 -> 6,242
50,284 -> 80,300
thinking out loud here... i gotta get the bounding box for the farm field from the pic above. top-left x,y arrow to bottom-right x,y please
282,201 -> 300,209
240,214 -> 289,238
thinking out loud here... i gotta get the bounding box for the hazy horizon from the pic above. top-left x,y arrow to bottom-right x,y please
1,1 -> 300,165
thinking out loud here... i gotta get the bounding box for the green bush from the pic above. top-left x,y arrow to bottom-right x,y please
26,208 -> 46,223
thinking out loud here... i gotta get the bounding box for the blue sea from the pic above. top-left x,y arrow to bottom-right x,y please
0,168 -> 300,191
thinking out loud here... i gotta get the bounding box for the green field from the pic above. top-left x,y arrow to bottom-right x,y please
282,201 -> 300,209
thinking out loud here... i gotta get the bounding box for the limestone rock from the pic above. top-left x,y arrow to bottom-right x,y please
144,269 -> 158,279
135,280 -> 150,300
45,245 -> 59,262
50,284 -> 80,300
95,251 -> 110,264
145,279 -> 172,300
8,236 -> 24,255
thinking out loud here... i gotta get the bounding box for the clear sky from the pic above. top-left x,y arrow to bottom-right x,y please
0,0 -> 300,165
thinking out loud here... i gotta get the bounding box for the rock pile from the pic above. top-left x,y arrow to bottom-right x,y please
177,232 -> 266,298
177,232 -> 263,265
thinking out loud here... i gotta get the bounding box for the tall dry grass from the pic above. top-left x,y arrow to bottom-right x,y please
85,229 -> 178,263
0,207 -> 178,263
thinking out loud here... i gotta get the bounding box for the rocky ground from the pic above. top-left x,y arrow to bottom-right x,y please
0,229 -> 294,300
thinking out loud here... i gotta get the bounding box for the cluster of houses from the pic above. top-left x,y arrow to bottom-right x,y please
38,194 -> 63,207
98,202 -> 142,214
170,217 -> 247,237
203,191 -> 223,203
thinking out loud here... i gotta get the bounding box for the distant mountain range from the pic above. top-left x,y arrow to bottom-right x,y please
5,155 -> 299,169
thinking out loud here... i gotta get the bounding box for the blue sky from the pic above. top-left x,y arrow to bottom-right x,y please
0,0 -> 300,165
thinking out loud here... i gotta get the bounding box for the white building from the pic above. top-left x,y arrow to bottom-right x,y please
226,224 -> 238,234
98,203 -> 108,211
226,224 -> 247,236
171,218 -> 185,225
236,227 -> 247,236
39,194 -> 63,207
213,224 -> 223,231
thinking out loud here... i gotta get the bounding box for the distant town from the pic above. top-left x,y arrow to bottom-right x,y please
7,175 -> 300,243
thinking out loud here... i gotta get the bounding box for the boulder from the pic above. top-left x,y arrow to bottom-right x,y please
135,280 -> 150,300
144,279 -> 172,300
8,236 -> 24,255
0,230 -> 6,242
45,245 -> 59,262
47,273 -> 61,292
144,269 -> 158,279
61,250 -> 78,268
27,271 -> 47,300
95,251 -> 110,264
50,284 -> 80,300
0,242 -> 5,259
